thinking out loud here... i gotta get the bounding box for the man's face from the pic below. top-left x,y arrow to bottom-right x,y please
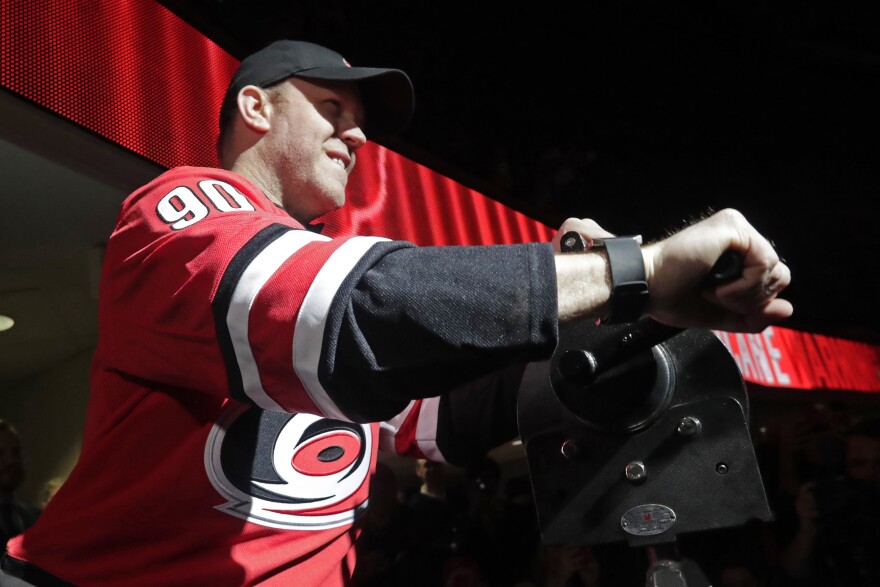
0,430 -> 25,496
264,77 -> 367,223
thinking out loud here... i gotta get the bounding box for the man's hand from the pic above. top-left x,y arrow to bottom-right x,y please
551,218 -> 616,252
553,208 -> 792,333
644,208 -> 792,332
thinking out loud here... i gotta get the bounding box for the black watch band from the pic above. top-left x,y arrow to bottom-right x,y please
601,237 -> 649,324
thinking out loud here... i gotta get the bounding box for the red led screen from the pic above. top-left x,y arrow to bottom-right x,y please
324,142 -> 555,244
713,327 -> 880,393
2,0 -> 879,392
0,0 -> 236,171
0,0 -> 554,246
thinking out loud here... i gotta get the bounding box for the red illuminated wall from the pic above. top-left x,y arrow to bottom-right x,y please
1,0 -> 878,392
323,143 -> 555,244
714,328 -> 880,393
0,0 -> 235,171
0,0 -> 553,246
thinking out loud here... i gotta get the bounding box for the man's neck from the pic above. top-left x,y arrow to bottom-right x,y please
228,158 -> 281,202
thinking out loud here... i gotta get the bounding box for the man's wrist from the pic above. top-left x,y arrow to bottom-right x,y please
596,237 -> 649,324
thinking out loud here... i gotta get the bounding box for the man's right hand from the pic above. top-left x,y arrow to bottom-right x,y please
554,208 -> 792,333
643,208 -> 792,333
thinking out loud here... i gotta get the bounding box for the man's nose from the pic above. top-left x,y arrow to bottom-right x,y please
339,121 -> 367,151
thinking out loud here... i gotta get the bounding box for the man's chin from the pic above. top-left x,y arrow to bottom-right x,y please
324,190 -> 347,214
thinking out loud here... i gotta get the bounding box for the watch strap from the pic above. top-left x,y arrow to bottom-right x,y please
602,237 -> 649,324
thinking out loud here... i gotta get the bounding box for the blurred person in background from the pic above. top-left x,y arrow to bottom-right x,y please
400,459 -> 460,587
779,416 -> 880,586
351,462 -> 410,587
36,478 -> 65,511
516,544 -> 600,587
0,421 -> 41,549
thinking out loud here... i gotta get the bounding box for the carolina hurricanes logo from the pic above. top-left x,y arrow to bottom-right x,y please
205,403 -> 372,530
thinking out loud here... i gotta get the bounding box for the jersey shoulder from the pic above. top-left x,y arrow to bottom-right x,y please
121,165 -> 281,213
114,165 -> 296,235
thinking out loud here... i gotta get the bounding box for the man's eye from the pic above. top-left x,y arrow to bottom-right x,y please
323,100 -> 342,115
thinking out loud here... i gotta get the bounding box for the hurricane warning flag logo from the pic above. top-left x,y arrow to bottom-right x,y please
205,404 -> 372,530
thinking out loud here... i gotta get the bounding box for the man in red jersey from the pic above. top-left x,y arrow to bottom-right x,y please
2,40 -> 791,586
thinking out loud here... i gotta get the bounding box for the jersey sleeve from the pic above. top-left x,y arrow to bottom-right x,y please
96,166 -> 559,423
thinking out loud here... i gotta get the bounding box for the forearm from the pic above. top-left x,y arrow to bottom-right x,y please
554,250 -> 612,323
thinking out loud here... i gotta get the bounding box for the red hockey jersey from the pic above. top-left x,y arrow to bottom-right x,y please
5,166 -> 558,586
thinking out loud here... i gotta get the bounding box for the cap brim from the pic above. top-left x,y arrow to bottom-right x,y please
296,66 -> 414,137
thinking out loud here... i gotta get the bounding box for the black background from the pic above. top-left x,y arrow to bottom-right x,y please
161,0 -> 880,341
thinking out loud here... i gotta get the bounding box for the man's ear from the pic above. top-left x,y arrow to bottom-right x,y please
237,85 -> 272,133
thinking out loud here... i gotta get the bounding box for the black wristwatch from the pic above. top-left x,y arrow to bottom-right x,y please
597,236 -> 649,324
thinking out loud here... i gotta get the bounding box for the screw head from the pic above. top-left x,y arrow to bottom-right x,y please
561,439 -> 579,459
625,461 -> 647,483
677,416 -> 702,438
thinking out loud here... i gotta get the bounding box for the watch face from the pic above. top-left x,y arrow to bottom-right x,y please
559,234 -> 643,254
594,235 -> 644,247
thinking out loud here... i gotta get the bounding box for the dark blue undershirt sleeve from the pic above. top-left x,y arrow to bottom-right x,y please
320,242 -> 559,422
435,363 -> 528,466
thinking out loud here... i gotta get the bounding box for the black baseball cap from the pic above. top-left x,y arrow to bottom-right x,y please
219,40 -> 414,137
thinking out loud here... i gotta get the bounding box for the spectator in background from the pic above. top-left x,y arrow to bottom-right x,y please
845,416 -> 880,485
458,456 -> 537,587
37,477 -> 65,510
0,420 -> 41,549
400,459 -> 459,587
501,473 -> 543,584
407,459 -> 453,533
710,552 -> 771,587
778,416 -> 880,586
517,544 -> 600,587
771,402 -> 851,498
351,462 -> 410,587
